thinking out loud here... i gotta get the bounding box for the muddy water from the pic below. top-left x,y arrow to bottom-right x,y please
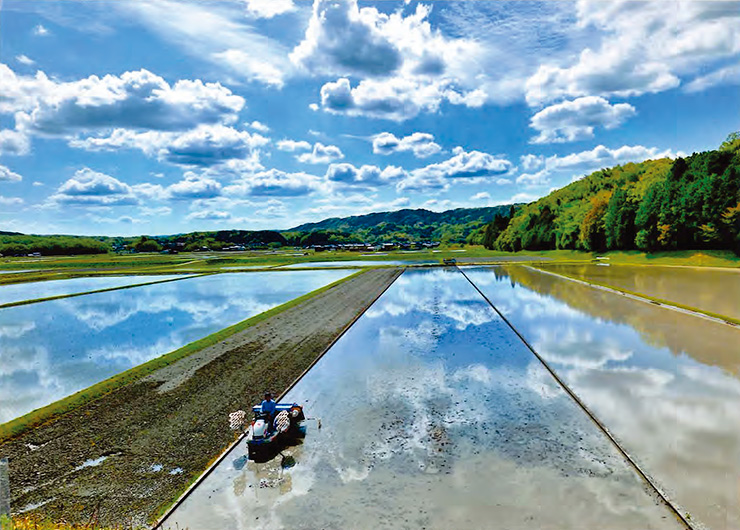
0,274 -> 187,306
0,270 -> 351,424
538,263 -> 740,321
465,265 -> 740,530
163,269 -> 678,530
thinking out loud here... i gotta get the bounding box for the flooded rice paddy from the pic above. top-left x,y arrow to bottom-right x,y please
162,268 -> 680,530
0,275 -> 187,307
278,260 -> 437,268
0,270 -> 351,424
465,266 -> 740,529
538,262 -> 740,321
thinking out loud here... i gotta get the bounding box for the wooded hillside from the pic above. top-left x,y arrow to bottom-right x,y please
487,133 -> 740,254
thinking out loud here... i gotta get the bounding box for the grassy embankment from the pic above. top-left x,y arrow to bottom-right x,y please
0,269 -> 366,442
0,515 -> 137,530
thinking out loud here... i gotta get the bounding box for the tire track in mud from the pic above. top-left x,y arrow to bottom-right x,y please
457,266 -> 695,530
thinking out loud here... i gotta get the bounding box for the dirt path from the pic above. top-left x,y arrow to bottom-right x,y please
0,268 -> 401,526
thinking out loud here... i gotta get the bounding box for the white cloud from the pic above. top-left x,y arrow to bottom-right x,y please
224,168 -> 322,197
372,132 -> 441,158
33,24 -> 49,36
186,209 -> 232,221
1,66 -> 244,138
0,196 -> 24,206
529,96 -> 636,144
140,206 -> 172,217
247,120 -> 270,133
398,147 -> 513,192
244,0 -> 295,19
0,165 -> 23,182
118,1 -> 290,86
296,142 -> 344,164
520,154 -> 544,172
291,0 -> 402,77
516,144 -> 677,188
471,192 -> 491,201
276,139 -> 312,152
71,124 -> 267,167
526,1 -> 740,105
297,1 -> 489,121
49,168 -> 142,206
15,55 -> 35,66
325,162 -> 401,187
167,173 -> 222,200
0,129 -> 30,156
319,76 -> 484,122
686,63 -> 740,93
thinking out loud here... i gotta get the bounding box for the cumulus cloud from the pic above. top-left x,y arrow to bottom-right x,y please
372,132 -> 441,158
325,162 -> 402,187
186,209 -> 232,221
71,124 -> 267,167
296,142 -> 344,164
291,0 -> 402,77
247,120 -> 270,133
471,191 -> 491,201
1,65 -> 244,136
244,0 -> 295,19
224,168 -> 322,197
276,139 -> 312,152
49,168 -> 144,206
296,1 -> 487,121
0,129 -> 30,156
167,173 -> 222,200
525,1 -> 740,105
398,147 -> 513,192
319,76 -> 484,121
516,144 -> 677,188
529,96 -> 636,144
0,165 -> 23,182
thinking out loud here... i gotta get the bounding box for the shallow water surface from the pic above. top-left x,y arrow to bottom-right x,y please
538,262 -> 740,320
163,269 -> 677,530
278,260 -> 437,268
465,265 -> 740,530
0,270 -> 350,423
0,275 -> 186,306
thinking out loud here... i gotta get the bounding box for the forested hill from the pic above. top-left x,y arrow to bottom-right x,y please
288,206 -> 514,244
485,133 -> 740,254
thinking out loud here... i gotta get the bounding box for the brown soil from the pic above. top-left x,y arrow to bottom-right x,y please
0,268 -> 401,527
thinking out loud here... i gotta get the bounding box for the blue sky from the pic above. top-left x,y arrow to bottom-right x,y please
1,0 -> 739,236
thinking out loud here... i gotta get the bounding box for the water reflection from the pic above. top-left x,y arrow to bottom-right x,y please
0,275 -> 186,306
0,271 -> 350,423
278,260 -> 437,268
538,262 -> 740,321
164,269 -> 676,530
466,265 -> 740,530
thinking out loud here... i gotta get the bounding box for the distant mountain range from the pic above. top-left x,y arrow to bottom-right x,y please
0,206 -> 514,256
286,206 -> 514,245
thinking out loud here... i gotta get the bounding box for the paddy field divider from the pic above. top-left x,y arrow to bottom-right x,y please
153,268 -> 404,529
457,266 -> 695,530
0,269 -> 369,443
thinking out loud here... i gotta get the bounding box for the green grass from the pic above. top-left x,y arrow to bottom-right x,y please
0,514 -> 142,530
0,269 -> 366,443
531,265 -> 740,326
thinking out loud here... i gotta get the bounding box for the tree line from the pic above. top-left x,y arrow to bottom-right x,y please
485,133 -> 740,255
